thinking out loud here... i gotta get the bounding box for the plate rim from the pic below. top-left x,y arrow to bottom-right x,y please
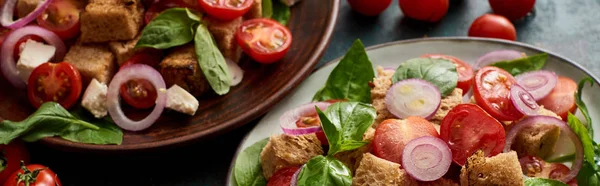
37,0 -> 342,152
224,36 -> 600,185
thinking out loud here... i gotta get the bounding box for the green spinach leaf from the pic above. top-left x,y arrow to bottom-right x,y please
296,155 -> 352,186
313,39 -> 375,103
490,53 -> 548,76
194,24 -> 231,95
316,102 -> 376,156
567,113 -> 597,170
391,58 -> 458,96
575,77 -> 594,137
136,8 -> 200,49
262,0 -> 273,18
61,107 -> 123,145
272,0 -> 290,25
524,178 -> 568,186
234,138 -> 269,186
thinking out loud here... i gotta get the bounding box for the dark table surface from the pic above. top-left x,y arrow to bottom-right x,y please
27,0 -> 600,185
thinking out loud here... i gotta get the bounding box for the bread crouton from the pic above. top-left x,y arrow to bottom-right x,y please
159,44 -> 211,97
16,0 -> 41,18
64,42 -> 116,85
371,66 -> 396,127
352,153 -> 418,186
108,34 -> 141,65
512,123 -> 560,159
80,0 -> 144,43
431,88 -> 463,124
460,150 -> 524,186
334,127 -> 375,173
419,178 -> 459,186
537,106 -> 561,120
204,17 -> 243,63
244,0 -> 262,19
260,133 -> 323,179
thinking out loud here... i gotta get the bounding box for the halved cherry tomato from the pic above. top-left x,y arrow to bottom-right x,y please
236,18 -> 292,64
473,66 -> 523,121
347,0 -> 392,16
519,155 -> 545,177
373,117 -> 439,164
199,0 -> 253,21
468,14 -> 517,41
422,54 -> 474,94
398,0 -> 449,22
440,104 -> 506,166
13,35 -> 45,59
489,0 -> 536,21
27,62 -> 82,109
295,114 -> 327,145
0,141 -> 30,184
36,0 -> 82,40
519,156 -> 578,185
3,163 -> 61,186
538,76 -> 577,120
118,52 -> 162,109
145,0 -> 201,25
267,166 -> 299,186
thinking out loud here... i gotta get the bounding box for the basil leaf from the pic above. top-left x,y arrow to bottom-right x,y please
296,155 -> 352,186
136,8 -> 200,49
234,138 -> 269,186
576,161 -> 600,186
194,24 -> 231,95
316,102 -> 376,156
575,77 -> 594,137
392,58 -> 458,96
313,39 -> 375,103
490,53 -> 548,76
262,0 -> 273,18
567,113 -> 597,170
0,102 -> 102,144
272,0 -> 290,25
61,107 -> 123,145
524,178 -> 568,186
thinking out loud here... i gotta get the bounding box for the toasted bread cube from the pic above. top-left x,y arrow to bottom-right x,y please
460,150 -> 524,186
80,0 -> 143,43
334,127 -> 375,173
260,133 -> 323,179
159,44 -> 211,97
371,66 -> 396,127
419,178 -> 459,186
512,123 -> 560,159
16,0 -> 40,18
352,153 -> 418,186
64,42 -> 116,85
244,0 -> 262,19
204,17 -> 243,63
432,88 -> 462,121
108,34 -> 141,65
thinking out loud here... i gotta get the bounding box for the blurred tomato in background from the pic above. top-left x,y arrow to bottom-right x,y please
468,14 -> 517,41
399,0 -> 449,22
489,0 -> 536,20
347,0 -> 392,16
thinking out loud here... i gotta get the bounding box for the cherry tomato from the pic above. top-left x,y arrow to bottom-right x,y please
519,156 -> 545,177
295,114 -> 327,145
3,163 -> 61,186
422,54 -> 474,94
199,0 -> 253,21
373,117 -> 439,164
145,0 -> 200,25
398,0 -> 449,22
27,62 -> 82,109
538,76 -> 577,120
118,53 -> 162,109
473,66 -> 523,121
440,104 -> 506,166
36,0 -> 82,40
267,166 -> 299,186
489,0 -> 536,21
468,14 -> 517,41
347,0 -> 392,16
0,141 -> 30,184
13,35 -> 45,59
519,156 -> 577,185
236,18 -> 292,64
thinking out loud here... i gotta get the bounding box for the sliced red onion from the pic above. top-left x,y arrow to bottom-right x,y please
226,58 -> 243,86
385,79 -> 441,119
1,25 -> 65,88
402,136 -> 452,182
462,88 -> 474,103
515,70 -> 558,101
510,84 -> 540,116
1,0 -> 54,29
107,64 -> 167,131
475,50 -> 523,69
280,102 -> 331,135
504,116 -> 583,183
290,165 -> 304,186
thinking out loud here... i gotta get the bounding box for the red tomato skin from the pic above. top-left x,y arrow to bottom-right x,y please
489,0 -> 536,21
13,35 -> 45,59
0,29 -> 10,48
0,141 -> 30,184
440,104 -> 506,166
347,0 -> 392,16
473,66 -> 523,121
267,166 -> 299,186
421,54 -> 474,94
36,0 -> 82,40
538,76 -> 578,120
399,0 -> 449,22
468,14 -> 517,41
372,117 -> 439,164
27,62 -> 83,109
198,0 -> 253,21
3,165 -> 61,186
236,19 -> 292,64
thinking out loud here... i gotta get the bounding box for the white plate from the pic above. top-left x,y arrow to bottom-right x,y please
226,37 -> 600,185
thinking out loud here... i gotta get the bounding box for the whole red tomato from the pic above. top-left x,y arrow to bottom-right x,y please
399,0 -> 449,22
468,14 -> 517,41
0,141 -> 30,184
489,0 -> 536,20
3,163 -> 60,186
347,0 -> 392,16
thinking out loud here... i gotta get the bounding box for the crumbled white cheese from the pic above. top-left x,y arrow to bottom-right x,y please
81,79 -> 108,118
16,40 -> 56,83
166,85 -> 199,115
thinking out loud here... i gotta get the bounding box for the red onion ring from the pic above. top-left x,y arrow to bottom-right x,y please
1,0 -> 54,29
290,165 -> 304,186
515,70 -> 558,101
504,116 -> 583,183
225,58 -> 243,86
280,102 -> 331,135
385,79 -> 441,119
401,136 -> 452,182
107,64 -> 167,131
510,84 -> 540,116
475,50 -> 523,69
1,25 -> 65,88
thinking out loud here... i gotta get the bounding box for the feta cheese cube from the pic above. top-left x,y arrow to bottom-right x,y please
166,85 -> 199,115
81,79 -> 108,118
16,40 -> 56,83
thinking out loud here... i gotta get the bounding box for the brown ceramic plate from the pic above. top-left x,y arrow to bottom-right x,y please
0,0 -> 340,151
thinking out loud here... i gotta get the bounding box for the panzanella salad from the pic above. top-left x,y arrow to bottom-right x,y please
0,0 -> 297,144
233,39 -> 600,186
